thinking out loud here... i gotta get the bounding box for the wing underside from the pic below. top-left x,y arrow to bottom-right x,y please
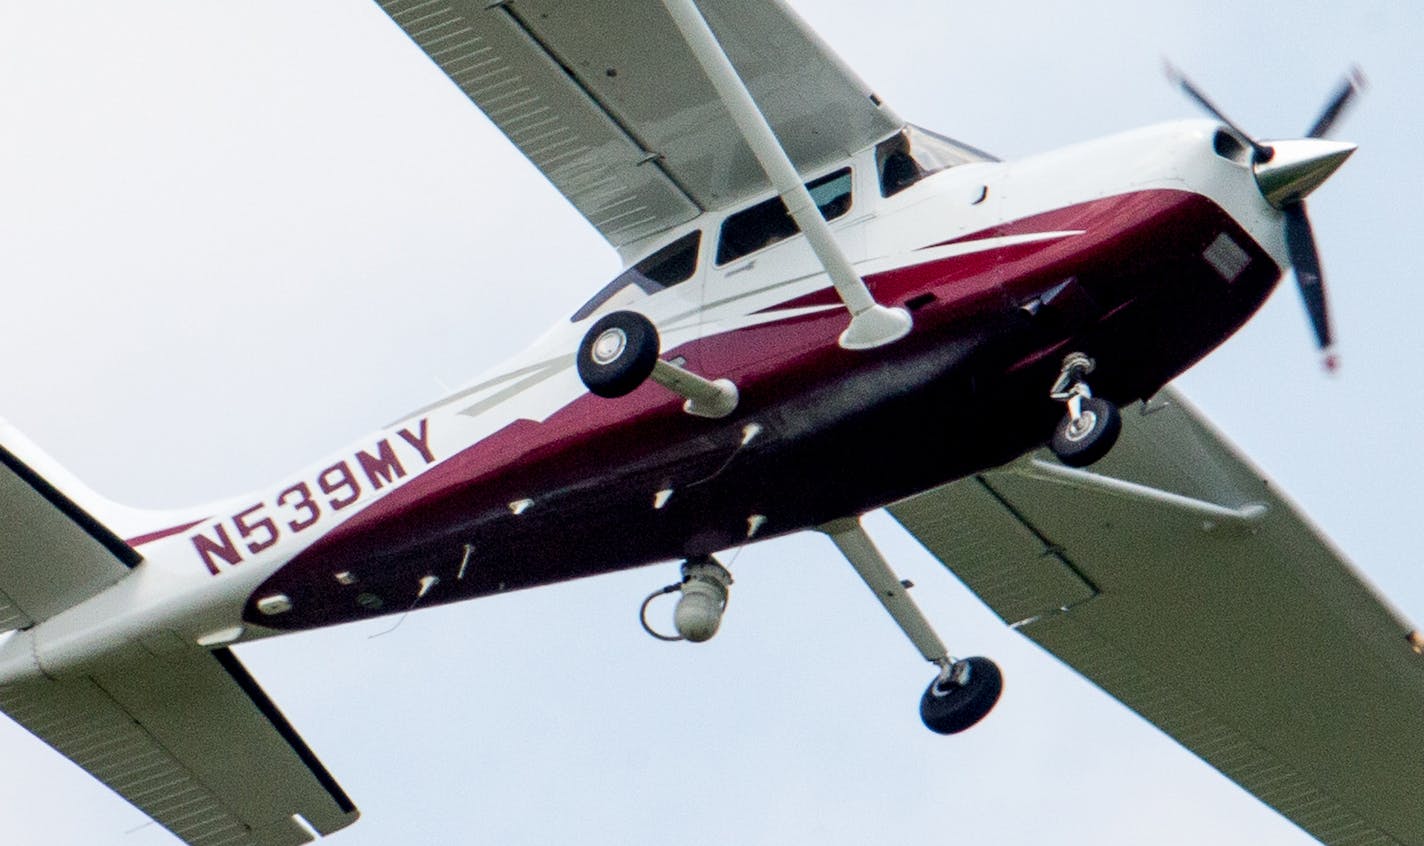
0,647 -> 357,846
375,0 -> 902,250
889,387 -> 1424,846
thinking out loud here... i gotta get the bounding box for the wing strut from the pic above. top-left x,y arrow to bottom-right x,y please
660,0 -> 912,350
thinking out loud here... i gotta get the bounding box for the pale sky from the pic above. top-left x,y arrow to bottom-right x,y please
1,1 -> 1422,844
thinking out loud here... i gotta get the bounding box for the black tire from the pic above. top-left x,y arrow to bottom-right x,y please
577,310 -> 660,398
1050,396 -> 1121,467
920,656 -> 1003,735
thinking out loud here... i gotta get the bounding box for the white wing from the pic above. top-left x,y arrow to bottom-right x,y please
375,0 -> 902,249
889,387 -> 1424,846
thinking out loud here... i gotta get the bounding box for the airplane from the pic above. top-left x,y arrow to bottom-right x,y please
0,1 -> 1418,843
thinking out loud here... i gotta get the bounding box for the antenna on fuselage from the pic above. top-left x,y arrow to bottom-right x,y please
368,574 -> 441,639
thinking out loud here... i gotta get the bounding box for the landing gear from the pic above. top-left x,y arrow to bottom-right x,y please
577,311 -> 661,398
1048,352 -> 1121,467
576,310 -> 740,417
920,657 -> 1004,735
820,517 -> 1002,735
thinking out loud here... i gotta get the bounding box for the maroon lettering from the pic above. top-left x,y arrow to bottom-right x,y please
397,418 -> 435,465
319,461 -> 361,510
356,440 -> 406,490
234,504 -> 279,554
277,481 -> 321,532
192,524 -> 242,574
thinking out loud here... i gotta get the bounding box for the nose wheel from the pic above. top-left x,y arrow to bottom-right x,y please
1048,352 -> 1121,467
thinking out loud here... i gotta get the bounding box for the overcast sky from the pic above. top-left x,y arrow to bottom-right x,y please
1,1 -> 1422,844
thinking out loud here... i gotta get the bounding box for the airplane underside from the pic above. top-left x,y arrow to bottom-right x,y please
5,0 -> 1394,840
246,188 -> 1280,631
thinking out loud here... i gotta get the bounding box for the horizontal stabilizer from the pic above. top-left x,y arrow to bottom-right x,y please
0,646 -> 357,845
0,435 -> 138,634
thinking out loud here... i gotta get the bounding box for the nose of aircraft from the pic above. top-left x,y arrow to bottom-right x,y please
1253,138 -> 1358,208
1165,63 -> 1365,368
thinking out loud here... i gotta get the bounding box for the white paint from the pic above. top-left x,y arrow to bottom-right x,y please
0,1 -> 1417,844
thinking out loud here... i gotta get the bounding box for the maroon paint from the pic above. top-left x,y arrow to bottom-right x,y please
194,524 -> 243,575
246,189 -> 1280,630
127,519 -> 207,549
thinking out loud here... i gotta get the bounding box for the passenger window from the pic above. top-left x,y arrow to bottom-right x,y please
570,231 -> 700,322
715,168 -> 853,265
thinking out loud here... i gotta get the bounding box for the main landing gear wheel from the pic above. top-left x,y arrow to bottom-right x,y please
577,310 -> 660,398
821,519 -> 1004,736
1050,395 -> 1121,467
920,657 -> 1003,735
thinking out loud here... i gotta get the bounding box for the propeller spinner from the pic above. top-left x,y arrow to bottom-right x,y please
1167,64 -> 1364,371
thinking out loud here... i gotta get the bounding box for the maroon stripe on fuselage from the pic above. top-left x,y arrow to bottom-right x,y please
127,519 -> 207,548
246,189 -> 1279,630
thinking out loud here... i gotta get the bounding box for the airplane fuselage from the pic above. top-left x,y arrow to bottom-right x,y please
0,119 -> 1291,677
236,118 -> 1285,632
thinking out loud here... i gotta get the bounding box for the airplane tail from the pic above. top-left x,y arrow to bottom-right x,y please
0,417 -> 154,635
0,649 -> 361,846
0,416 -> 217,552
0,416 -> 361,844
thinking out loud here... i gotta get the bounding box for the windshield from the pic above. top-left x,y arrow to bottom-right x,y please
877,125 -> 997,197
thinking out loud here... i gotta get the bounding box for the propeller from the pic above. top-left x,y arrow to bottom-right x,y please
1166,63 -> 1365,371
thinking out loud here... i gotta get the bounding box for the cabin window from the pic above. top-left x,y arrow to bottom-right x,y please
570,230 -> 701,322
876,125 -> 997,198
715,168 -> 853,266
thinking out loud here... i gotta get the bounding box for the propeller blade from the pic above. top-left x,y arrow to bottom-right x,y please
1306,66 -> 1367,139
1164,62 -> 1273,162
1282,202 -> 1334,356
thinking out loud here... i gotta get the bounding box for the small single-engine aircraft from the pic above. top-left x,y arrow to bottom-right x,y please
2,1 -> 1419,844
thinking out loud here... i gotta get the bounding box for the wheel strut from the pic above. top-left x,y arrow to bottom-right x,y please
577,310 -> 739,418
1048,352 -> 1122,467
819,517 -> 1001,734
1049,352 -> 1096,423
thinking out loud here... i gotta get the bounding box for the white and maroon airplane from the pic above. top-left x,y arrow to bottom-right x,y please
2,1 -> 1419,845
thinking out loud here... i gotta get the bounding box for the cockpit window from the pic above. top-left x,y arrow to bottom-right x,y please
715,168 -> 853,266
877,125 -> 997,198
570,230 -> 700,322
